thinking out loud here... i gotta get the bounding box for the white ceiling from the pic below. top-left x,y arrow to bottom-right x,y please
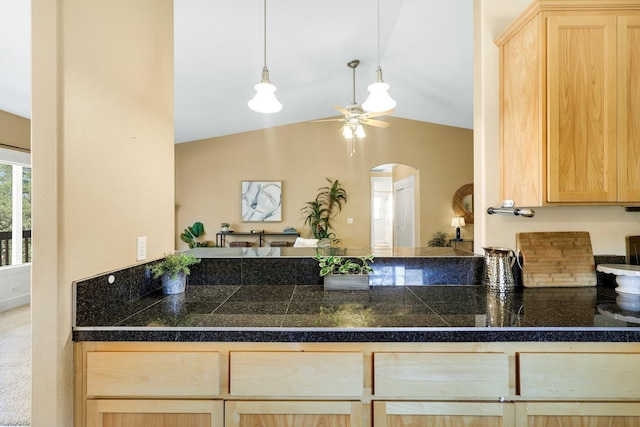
0,0 -> 473,144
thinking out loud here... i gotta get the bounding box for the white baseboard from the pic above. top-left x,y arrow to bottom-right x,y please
0,294 -> 30,312
0,263 -> 31,313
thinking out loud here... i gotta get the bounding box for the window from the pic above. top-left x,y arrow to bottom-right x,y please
0,148 -> 31,267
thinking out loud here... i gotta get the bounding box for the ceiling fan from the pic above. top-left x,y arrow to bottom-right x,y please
313,59 -> 394,149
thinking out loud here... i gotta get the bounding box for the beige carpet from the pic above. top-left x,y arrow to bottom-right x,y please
0,304 -> 31,426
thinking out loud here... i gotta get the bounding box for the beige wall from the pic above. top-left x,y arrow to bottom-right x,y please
0,110 -> 30,151
31,0 -> 175,424
475,0 -> 640,256
175,117 -> 473,248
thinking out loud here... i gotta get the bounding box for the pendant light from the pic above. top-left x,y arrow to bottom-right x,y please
248,0 -> 282,113
362,0 -> 396,113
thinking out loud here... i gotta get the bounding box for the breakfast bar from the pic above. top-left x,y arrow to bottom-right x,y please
73,250 -> 640,426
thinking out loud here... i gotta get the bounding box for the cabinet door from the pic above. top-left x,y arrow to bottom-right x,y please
519,352 -> 640,399
225,401 -> 364,427
86,351 -> 220,398
617,16 -> 640,202
230,351 -> 363,397
374,352 -> 511,399
374,401 -> 514,427
516,402 -> 640,426
86,399 -> 223,427
547,15 -> 618,203
500,14 -> 545,207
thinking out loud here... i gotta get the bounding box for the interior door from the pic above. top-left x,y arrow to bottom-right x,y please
371,177 -> 393,248
394,176 -> 415,247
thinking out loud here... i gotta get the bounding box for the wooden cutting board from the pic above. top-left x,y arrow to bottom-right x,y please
516,231 -> 596,287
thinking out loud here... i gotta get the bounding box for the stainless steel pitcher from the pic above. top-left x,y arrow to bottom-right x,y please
482,247 -> 516,292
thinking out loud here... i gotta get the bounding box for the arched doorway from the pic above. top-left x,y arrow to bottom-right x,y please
370,163 -> 420,250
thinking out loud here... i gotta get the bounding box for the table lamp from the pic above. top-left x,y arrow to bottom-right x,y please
451,216 -> 465,241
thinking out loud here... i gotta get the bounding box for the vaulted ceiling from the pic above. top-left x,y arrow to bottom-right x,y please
0,0 -> 473,144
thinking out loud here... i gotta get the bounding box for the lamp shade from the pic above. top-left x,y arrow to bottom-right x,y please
362,81 -> 396,112
248,81 -> 282,113
451,217 -> 466,228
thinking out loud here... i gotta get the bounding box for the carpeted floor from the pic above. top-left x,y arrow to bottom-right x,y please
0,304 -> 31,427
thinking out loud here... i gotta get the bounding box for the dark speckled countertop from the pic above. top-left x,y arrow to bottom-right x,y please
73,283 -> 640,343
72,250 -> 640,343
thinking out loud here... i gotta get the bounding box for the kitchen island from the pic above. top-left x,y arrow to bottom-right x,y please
73,250 -> 640,427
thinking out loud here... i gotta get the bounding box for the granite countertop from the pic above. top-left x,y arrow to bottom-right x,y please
73,283 -> 640,343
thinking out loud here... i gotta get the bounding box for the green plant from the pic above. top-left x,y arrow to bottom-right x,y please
301,178 -> 348,240
428,231 -> 451,247
315,253 -> 374,277
148,253 -> 201,279
220,222 -> 230,228
180,221 -> 208,248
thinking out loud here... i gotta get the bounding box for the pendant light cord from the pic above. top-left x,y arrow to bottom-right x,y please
262,0 -> 267,68
376,0 -> 380,68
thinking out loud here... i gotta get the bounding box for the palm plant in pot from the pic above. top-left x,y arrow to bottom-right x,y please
315,253 -> 374,290
301,178 -> 348,249
148,253 -> 201,295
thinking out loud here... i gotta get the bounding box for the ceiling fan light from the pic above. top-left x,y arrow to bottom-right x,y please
342,125 -> 354,139
355,124 -> 366,138
363,80 -> 396,112
248,81 -> 282,114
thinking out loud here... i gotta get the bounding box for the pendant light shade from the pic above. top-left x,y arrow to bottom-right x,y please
248,67 -> 282,113
249,0 -> 282,113
362,0 -> 396,113
363,67 -> 396,112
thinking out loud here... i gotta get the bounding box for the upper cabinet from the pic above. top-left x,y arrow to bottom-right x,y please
496,1 -> 640,206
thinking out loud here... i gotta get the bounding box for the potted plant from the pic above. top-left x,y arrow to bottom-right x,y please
180,221 -> 209,248
148,253 -> 201,294
220,222 -> 230,232
428,231 -> 451,247
301,178 -> 348,247
315,253 -> 374,290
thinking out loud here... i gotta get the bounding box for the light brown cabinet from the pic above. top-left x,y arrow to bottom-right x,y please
515,402 -> 640,426
74,342 -> 640,427
374,401 -> 514,427
86,399 -> 223,427
496,1 -> 640,206
225,401 -> 364,427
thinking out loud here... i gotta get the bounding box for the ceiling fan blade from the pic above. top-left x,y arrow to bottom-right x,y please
361,118 -> 391,128
310,118 -> 345,123
333,105 -> 351,116
361,109 -> 395,119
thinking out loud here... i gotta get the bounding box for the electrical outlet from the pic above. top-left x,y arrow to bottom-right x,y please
136,236 -> 147,261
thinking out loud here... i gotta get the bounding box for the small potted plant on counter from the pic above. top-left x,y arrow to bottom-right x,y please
315,253 -> 374,290
220,222 -> 230,232
148,253 -> 201,295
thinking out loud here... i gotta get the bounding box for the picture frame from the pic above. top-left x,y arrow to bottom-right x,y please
241,181 -> 282,222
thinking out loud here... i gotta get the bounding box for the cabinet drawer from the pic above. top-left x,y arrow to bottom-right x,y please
519,352 -> 640,399
230,351 -> 363,396
86,351 -> 219,397
374,352 -> 510,398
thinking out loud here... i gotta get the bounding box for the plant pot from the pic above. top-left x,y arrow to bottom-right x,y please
323,274 -> 370,291
161,271 -> 187,294
221,227 -> 229,232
